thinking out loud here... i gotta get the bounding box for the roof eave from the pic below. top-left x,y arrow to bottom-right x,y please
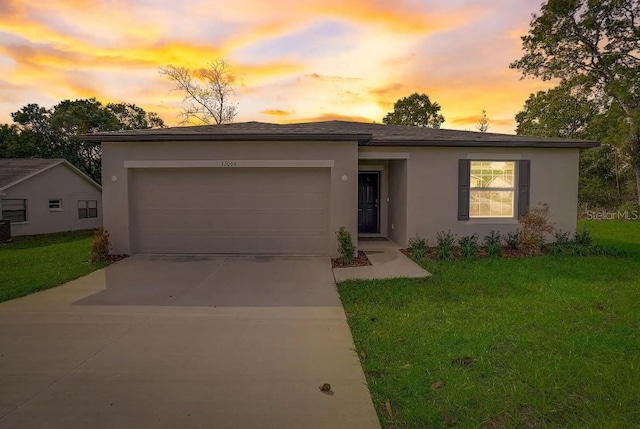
83,133 -> 373,143
365,139 -> 600,149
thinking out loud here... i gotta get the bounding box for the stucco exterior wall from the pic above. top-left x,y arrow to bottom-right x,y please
101,140 -> 358,256
3,163 -> 102,236
103,140 -> 580,255
388,159 -> 408,246
404,147 -> 580,243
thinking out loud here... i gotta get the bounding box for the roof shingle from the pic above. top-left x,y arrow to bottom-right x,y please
83,120 -> 599,148
0,159 -> 64,191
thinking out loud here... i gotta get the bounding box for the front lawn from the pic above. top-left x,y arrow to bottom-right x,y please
0,230 -> 106,303
338,220 -> 640,428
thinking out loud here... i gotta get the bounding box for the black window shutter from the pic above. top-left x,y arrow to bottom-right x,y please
518,160 -> 531,218
458,159 -> 470,221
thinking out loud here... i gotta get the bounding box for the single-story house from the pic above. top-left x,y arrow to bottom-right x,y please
0,159 -> 103,237
85,121 -> 598,256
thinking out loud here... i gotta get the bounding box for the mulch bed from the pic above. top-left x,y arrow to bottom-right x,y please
401,246 -> 528,261
332,250 -> 372,268
105,254 -> 129,264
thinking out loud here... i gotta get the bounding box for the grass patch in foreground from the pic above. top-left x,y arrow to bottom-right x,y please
0,230 -> 106,303
338,220 -> 640,428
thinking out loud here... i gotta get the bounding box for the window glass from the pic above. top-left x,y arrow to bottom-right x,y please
470,161 -> 515,218
88,200 -> 98,218
78,200 -> 97,219
49,199 -> 62,210
470,191 -> 514,218
78,200 -> 87,219
1,199 -> 27,222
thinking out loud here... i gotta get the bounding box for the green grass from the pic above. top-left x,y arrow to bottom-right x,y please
0,230 -> 106,303
338,220 -> 640,428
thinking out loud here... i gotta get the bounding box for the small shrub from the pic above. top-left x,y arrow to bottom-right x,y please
91,228 -> 112,263
458,234 -> 479,259
336,227 -> 356,265
484,230 -> 502,247
486,243 -> 501,258
483,231 -> 502,258
573,226 -> 592,247
436,231 -> 456,261
408,234 -> 428,254
505,231 -> 520,250
411,247 -> 425,262
569,244 -> 590,257
548,243 -> 566,256
519,203 -> 555,256
553,230 -> 571,246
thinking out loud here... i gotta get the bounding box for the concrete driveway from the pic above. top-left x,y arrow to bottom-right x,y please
0,255 -> 380,429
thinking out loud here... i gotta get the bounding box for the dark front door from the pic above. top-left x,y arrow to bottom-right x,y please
358,172 -> 379,234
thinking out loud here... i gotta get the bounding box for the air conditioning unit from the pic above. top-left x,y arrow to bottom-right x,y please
0,220 -> 11,243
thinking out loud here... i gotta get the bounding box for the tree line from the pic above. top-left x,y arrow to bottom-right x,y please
0,99 -> 165,183
511,0 -> 640,207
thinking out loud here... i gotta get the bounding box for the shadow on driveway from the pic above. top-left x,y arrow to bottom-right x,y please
73,255 -> 340,307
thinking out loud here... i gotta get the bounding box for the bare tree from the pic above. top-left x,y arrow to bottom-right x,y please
159,59 -> 238,125
476,110 -> 489,132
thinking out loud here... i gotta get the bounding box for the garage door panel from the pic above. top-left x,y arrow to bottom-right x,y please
136,235 -> 328,254
136,169 -> 327,189
137,191 -> 326,211
135,210 -> 327,230
131,168 -> 330,254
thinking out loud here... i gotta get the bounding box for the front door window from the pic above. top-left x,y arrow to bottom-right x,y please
358,172 -> 379,233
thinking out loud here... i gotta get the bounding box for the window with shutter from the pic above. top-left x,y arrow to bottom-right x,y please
458,159 -> 530,220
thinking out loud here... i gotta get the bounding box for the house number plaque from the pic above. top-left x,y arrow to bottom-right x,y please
221,161 -> 237,167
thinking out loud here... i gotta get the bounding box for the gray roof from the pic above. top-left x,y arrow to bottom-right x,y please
83,120 -> 599,148
0,158 -> 101,191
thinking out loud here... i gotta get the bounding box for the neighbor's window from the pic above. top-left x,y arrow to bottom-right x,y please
49,199 -> 62,210
469,161 -> 515,218
1,199 -> 27,222
78,200 -> 98,219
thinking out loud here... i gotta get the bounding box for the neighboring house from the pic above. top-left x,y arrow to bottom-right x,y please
86,121 -> 597,256
0,159 -> 102,236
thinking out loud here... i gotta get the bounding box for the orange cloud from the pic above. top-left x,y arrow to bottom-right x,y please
370,83 -> 410,98
0,1 -> 163,50
224,19 -> 303,52
239,61 -> 304,83
284,113 -> 374,124
0,40 -> 226,72
307,0 -> 482,34
450,115 -> 516,127
303,73 -> 362,82
262,109 -> 291,116
369,83 -> 417,110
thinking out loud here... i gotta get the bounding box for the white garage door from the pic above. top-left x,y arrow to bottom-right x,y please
131,168 -> 330,254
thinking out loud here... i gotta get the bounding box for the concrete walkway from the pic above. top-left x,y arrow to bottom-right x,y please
333,239 -> 430,282
0,256 -> 380,429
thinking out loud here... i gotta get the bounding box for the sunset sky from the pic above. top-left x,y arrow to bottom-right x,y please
0,0 -> 555,134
